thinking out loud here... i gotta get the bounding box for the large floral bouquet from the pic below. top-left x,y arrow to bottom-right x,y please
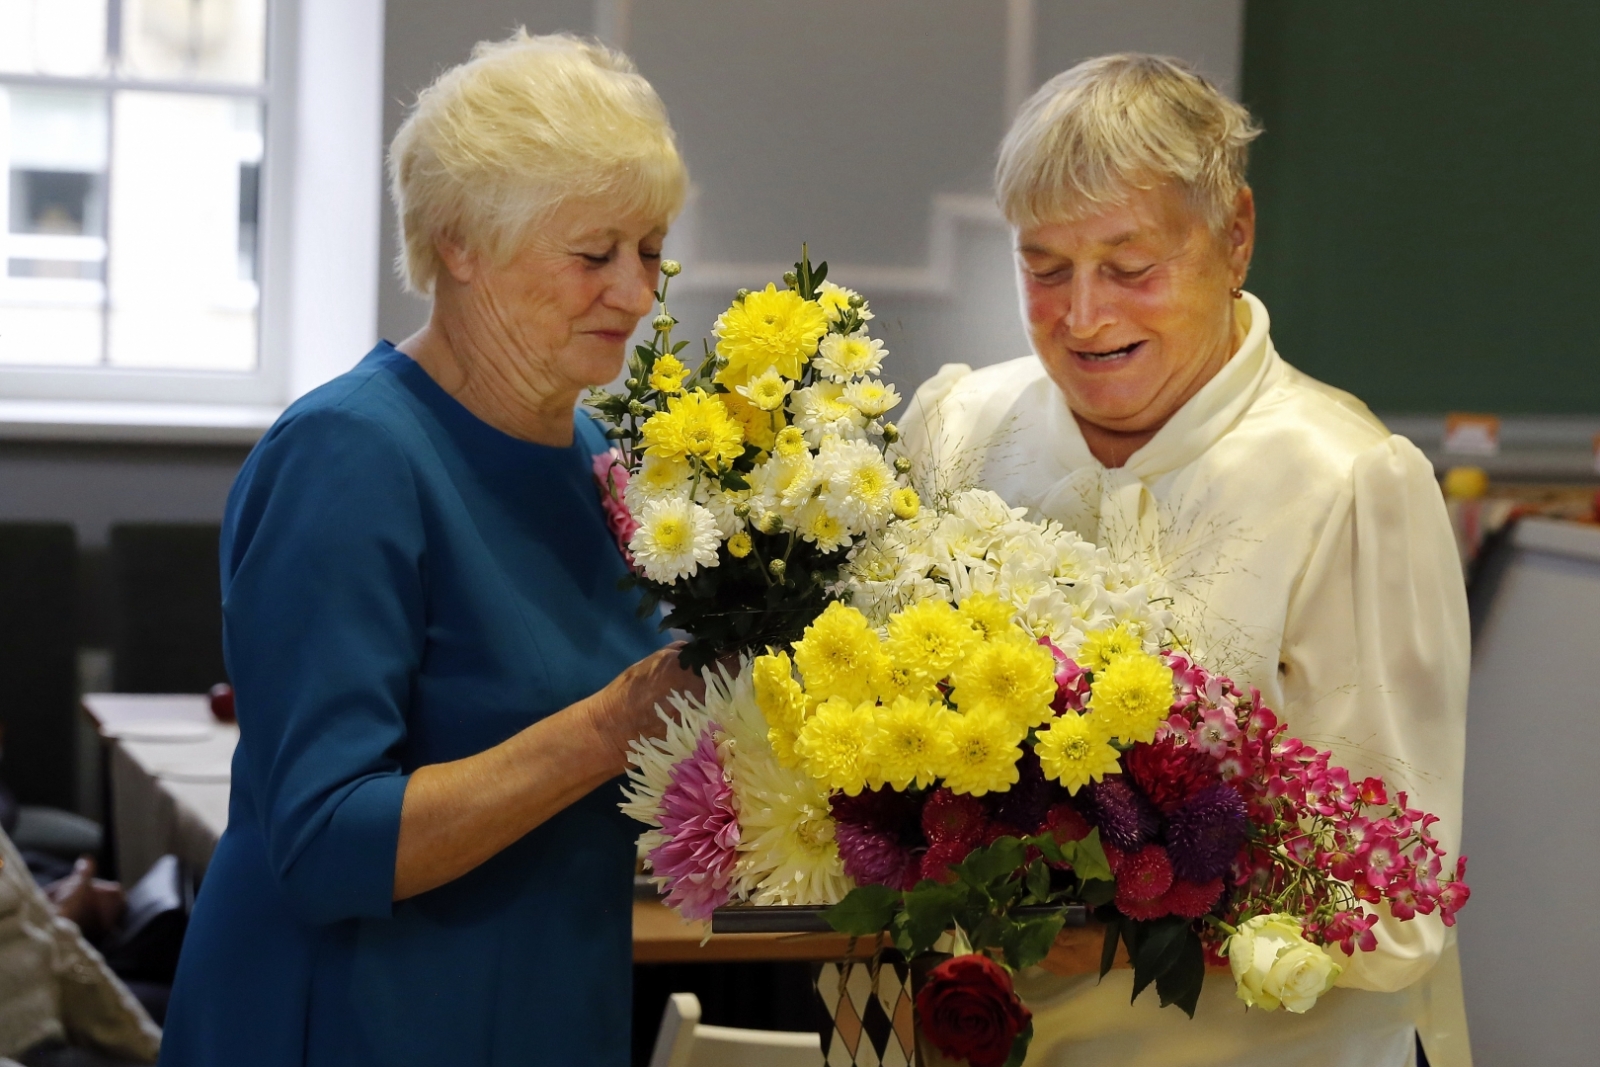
611,263 -> 1469,1067
588,249 -> 915,669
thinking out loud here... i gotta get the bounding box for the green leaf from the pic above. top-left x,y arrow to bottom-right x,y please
1129,917 -> 1191,1004
901,883 -> 966,956
671,340 -> 689,354
1155,930 -> 1206,1017
825,885 -> 900,936
1023,832 -> 1066,865
956,836 -> 1026,888
1001,1020 -> 1034,1067
1024,860 -> 1051,903
1078,877 -> 1117,908
1002,913 -> 1067,971
1063,829 -> 1113,883
1099,915 -> 1122,979
812,260 -> 830,287
719,469 -> 751,491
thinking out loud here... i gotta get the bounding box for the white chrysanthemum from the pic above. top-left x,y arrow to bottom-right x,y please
735,368 -> 794,412
698,485 -> 751,538
816,281 -> 873,326
792,382 -> 868,444
795,498 -> 853,553
620,684 -> 721,870
813,332 -> 886,382
842,378 -> 901,419
815,436 -> 896,532
624,453 -> 692,511
629,498 -> 721,581
707,660 -> 854,905
747,452 -> 816,527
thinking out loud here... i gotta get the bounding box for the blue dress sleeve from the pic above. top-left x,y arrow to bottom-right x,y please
220,405 -> 424,926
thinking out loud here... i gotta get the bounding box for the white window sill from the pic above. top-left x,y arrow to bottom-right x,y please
0,399 -> 280,445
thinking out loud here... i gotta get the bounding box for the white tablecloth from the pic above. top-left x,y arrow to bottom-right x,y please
83,695 -> 234,883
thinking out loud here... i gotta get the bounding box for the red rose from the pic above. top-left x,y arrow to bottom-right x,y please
915,954 -> 1031,1067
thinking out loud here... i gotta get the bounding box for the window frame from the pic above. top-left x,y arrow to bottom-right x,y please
0,0 -> 385,435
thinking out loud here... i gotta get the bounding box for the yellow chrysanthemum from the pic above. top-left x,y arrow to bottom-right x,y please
1087,650 -> 1175,744
948,633 -> 1057,729
1034,712 -> 1122,794
816,280 -> 870,323
713,284 -> 829,387
939,708 -> 1025,796
640,390 -> 745,470
794,695 -> 879,796
958,592 -> 1017,641
890,487 -> 921,520
798,501 -> 851,553
843,379 -> 901,418
885,600 -> 980,682
752,651 -> 807,767
813,332 -> 886,382
722,390 -> 779,451
872,659 -> 940,705
870,697 -> 955,790
737,368 -> 794,412
648,354 -> 689,394
773,425 -> 808,458
792,601 -> 886,704
1077,623 -> 1144,673
727,531 -> 753,558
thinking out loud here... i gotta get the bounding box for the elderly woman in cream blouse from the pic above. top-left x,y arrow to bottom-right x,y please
903,55 -> 1469,1067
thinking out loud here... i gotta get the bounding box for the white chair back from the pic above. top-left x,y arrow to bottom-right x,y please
648,991 -> 822,1067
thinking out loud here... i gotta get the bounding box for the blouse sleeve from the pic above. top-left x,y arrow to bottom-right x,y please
1279,434 -> 1470,993
220,405 -> 425,926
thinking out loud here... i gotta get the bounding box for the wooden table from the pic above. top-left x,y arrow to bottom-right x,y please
634,900 -> 1126,974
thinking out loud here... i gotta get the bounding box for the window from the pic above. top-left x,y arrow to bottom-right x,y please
0,0 -> 270,375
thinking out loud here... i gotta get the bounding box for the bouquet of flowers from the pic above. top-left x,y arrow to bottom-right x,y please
613,263 -> 1469,1067
588,249 -> 916,669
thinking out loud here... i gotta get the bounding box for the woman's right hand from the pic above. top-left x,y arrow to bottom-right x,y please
589,645 -> 706,753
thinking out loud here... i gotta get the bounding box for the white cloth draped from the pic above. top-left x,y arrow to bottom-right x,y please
900,293 -> 1471,1067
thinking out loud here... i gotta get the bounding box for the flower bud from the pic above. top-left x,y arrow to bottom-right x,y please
625,377 -> 640,389
882,422 -> 900,443
627,400 -> 647,417
727,532 -> 753,558
660,259 -> 682,277
782,270 -> 798,287
847,293 -> 865,309
736,288 -> 751,301
652,314 -> 676,333
894,457 -> 912,474
756,511 -> 782,534
768,558 -> 787,579
733,502 -> 752,518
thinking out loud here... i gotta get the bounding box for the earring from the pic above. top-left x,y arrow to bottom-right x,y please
1230,286 -> 1243,299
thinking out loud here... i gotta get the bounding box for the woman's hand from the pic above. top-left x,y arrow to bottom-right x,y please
587,644 -> 706,751
392,644 -> 706,902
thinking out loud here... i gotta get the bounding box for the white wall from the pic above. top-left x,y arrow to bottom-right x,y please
378,0 -> 1244,394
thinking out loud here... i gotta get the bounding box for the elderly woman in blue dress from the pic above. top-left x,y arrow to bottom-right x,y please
159,32 -> 699,1067
905,55 -> 1470,1067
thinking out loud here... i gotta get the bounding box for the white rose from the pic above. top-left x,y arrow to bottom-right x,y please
1225,914 -> 1342,1014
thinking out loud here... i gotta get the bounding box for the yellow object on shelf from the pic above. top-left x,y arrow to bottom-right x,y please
1441,466 -> 1490,500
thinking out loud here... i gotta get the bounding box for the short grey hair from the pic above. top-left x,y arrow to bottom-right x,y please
996,54 -> 1261,232
389,30 -> 688,295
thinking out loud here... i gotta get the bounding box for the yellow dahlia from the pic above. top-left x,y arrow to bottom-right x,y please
870,696 -> 954,790
948,633 -> 1057,729
1087,650 -> 1175,744
1034,712 -> 1122,794
640,390 -> 745,471
713,284 -> 828,387
939,708 -> 1025,797
1077,622 -> 1144,673
885,599 -> 979,682
794,695 -> 879,796
791,601 -> 885,704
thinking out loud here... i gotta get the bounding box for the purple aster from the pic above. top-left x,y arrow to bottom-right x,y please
1164,783 -> 1249,883
831,787 -> 921,838
989,749 -> 1053,833
647,726 -> 739,921
835,821 -> 918,890
1080,776 -> 1159,852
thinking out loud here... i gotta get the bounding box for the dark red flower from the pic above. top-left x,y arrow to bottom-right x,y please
916,954 -> 1032,1067
919,838 -> 973,884
1159,877 -> 1225,919
1113,844 -> 1175,918
1125,738 -> 1219,813
921,788 -> 989,846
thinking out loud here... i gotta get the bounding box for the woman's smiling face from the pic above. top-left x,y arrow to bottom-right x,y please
1017,181 -> 1254,440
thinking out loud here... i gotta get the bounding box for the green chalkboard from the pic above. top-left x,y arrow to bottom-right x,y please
1241,2 -> 1600,413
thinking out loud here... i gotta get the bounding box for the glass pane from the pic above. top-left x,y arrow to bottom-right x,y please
0,0 -> 109,77
0,85 -> 107,366
106,91 -> 259,369
119,0 -> 266,85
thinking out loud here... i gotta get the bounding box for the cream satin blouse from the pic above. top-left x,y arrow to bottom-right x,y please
901,293 -> 1471,1067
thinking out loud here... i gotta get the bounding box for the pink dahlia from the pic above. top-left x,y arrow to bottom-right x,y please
647,727 -> 740,921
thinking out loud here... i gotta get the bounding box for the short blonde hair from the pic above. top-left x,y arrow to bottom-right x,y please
389,30 -> 688,295
996,54 -> 1260,232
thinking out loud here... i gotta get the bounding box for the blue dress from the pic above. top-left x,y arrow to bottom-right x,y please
159,343 -> 663,1067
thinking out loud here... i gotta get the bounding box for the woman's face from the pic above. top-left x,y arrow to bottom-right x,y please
1017,181 -> 1254,437
448,198 -> 668,393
